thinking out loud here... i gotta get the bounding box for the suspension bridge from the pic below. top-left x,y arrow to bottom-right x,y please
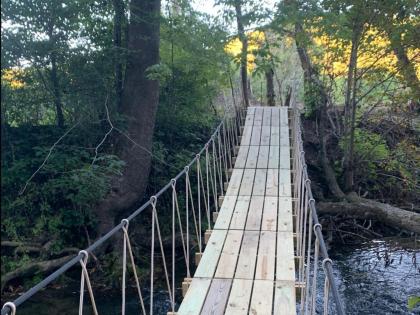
1,95 -> 345,314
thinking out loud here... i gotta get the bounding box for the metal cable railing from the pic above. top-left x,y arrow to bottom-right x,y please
290,98 -> 345,315
2,86 -> 346,315
1,88 -> 246,315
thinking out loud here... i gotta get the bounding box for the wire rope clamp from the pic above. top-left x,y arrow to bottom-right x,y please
2,302 -> 16,315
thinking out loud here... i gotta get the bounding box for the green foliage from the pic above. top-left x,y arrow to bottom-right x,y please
1,0 -> 231,284
1,126 -> 124,251
408,296 -> 420,311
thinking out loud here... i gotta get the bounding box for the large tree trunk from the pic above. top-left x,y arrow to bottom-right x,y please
343,25 -> 362,191
113,0 -> 124,109
293,22 -> 346,199
387,30 -> 420,101
50,53 -> 64,128
234,0 -> 249,107
318,196 -> 420,234
1,255 -> 73,292
266,67 -> 275,106
94,0 -> 161,236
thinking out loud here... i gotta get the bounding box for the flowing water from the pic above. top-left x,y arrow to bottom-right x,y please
8,237 -> 420,315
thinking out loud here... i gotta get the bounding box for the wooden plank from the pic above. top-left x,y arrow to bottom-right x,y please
226,168 -> 244,196
257,146 -> 269,169
261,196 -> 277,231
271,107 -> 280,127
241,125 -> 253,146
262,107 -> 272,125
200,279 -> 232,315
215,230 -> 243,278
254,107 -> 263,124
268,146 -> 279,169
225,279 -> 253,315
252,169 -> 267,196
177,278 -> 211,315
260,126 -> 271,146
279,168 -> 292,197
245,146 -> 259,169
244,114 -> 255,126
214,195 -> 237,230
201,279 -> 232,315
265,168 -> 278,197
279,147 -> 291,169
235,145 -> 249,169
194,229 -> 227,278
247,107 -> 256,115
245,196 -> 264,231
274,281 -> 297,315
277,197 -> 293,232
250,124 -> 262,145
280,107 -> 289,126
276,232 -> 295,281
255,231 -> 276,280
270,126 -> 280,146
280,126 -> 290,147
235,231 -> 259,279
229,196 -> 251,230
249,280 -> 274,315
239,168 -> 255,196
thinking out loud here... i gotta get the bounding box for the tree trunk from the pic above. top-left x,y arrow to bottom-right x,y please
293,22 -> 346,199
47,16 -> 64,128
343,26 -> 361,191
284,85 -> 292,107
318,196 -> 420,234
1,255 -> 73,292
266,67 -> 275,106
234,0 -> 249,107
94,0 -> 161,236
387,30 -> 420,101
113,0 -> 124,108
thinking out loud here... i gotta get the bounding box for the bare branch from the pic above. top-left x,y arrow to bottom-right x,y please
19,121 -> 81,195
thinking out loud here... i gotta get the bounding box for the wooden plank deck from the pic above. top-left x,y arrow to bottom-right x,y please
178,106 -> 296,315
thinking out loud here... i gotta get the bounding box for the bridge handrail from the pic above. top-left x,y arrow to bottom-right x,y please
291,97 -> 345,314
1,95 -> 245,315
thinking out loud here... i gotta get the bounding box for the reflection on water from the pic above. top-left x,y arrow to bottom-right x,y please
10,237 -> 420,314
328,238 -> 419,315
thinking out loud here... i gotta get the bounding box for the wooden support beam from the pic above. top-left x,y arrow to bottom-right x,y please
218,195 -> 224,207
182,277 -> 193,297
213,211 -> 219,222
204,229 -> 212,244
195,252 -> 203,265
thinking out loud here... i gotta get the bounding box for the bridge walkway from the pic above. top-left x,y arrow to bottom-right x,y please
178,106 -> 296,315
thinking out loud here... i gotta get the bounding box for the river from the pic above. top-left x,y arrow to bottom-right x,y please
9,237 -> 420,314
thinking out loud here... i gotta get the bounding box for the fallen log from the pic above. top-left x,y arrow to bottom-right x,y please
1,255 -> 73,293
318,196 -> 420,234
